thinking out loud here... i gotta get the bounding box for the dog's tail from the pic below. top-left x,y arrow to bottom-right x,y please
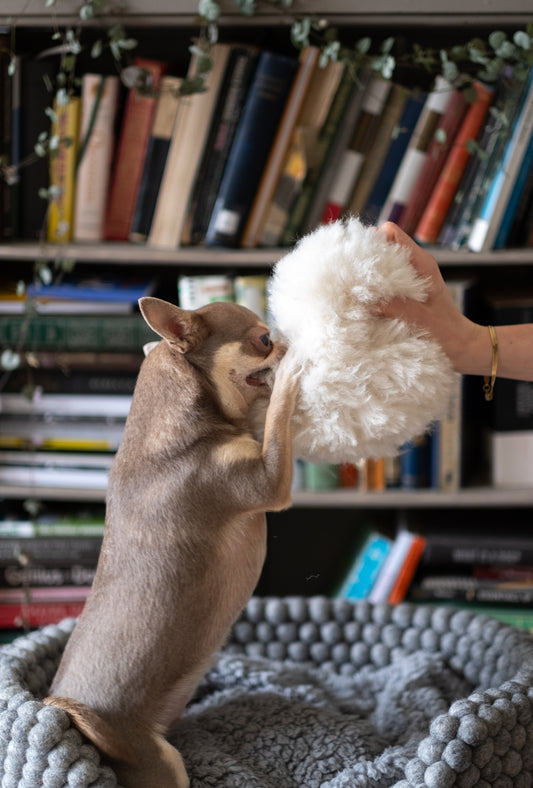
43,696 -> 136,765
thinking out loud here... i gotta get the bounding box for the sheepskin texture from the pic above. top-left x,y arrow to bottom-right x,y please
268,217 -> 456,462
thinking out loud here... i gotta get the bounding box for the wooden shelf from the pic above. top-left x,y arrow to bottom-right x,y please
2,484 -> 532,508
1,242 -> 533,268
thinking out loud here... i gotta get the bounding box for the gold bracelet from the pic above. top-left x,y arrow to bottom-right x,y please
483,325 -> 498,401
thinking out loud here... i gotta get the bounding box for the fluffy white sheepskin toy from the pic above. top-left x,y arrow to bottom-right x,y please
268,217 -> 456,463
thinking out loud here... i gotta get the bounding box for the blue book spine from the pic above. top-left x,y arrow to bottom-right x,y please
338,533 -> 393,599
362,92 -> 426,225
493,127 -> 533,249
205,51 -> 297,248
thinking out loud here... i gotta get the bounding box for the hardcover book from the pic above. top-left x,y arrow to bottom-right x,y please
205,50 -> 298,248
104,57 -> 168,241
73,74 -> 120,241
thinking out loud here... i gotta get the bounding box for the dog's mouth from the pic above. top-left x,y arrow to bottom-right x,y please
246,367 -> 272,388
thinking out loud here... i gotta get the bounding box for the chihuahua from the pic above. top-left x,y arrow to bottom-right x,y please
45,296 -> 299,787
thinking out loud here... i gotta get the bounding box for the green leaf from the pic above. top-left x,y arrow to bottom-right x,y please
514,30 -> 531,50
91,39 -> 103,58
488,30 -> 507,51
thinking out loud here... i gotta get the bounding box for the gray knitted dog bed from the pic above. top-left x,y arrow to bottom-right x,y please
1,598 -> 533,787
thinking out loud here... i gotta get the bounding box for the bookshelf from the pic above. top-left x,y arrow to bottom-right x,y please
1,0 -> 533,605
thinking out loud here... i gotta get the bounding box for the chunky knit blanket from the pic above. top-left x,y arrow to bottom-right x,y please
1,597 -> 533,787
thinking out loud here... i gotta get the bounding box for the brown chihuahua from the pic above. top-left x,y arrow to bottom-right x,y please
45,296 -> 299,787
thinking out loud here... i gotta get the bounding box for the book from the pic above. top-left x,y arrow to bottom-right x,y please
0,533 -> 103,564
2,350 -> 143,372
439,68 -> 526,248
0,451 -> 113,490
25,275 -> 155,306
414,80 -> 494,244
3,367 -> 137,395
184,47 -> 259,246
345,81 -> 404,219
0,314 -> 157,350
0,393 -> 132,417
148,44 -> 232,249
279,65 -> 366,245
492,125 -> 533,249
368,529 -> 420,603
0,514 -> 105,539
177,274 -> 234,309
234,275 -> 268,321
387,533 -> 426,604
0,564 -> 96,588
0,417 -> 125,452
129,75 -> 182,242
240,46 -> 320,248
419,532 -> 533,566
410,574 -> 533,606
430,279 -> 473,492
301,68 -> 373,233
205,50 -> 298,248
379,75 -> 453,225
359,90 -> 426,225
11,55 -> 56,240
72,74 -> 120,242
400,434 -> 432,489
468,69 -> 533,252
47,93 -> 81,243
259,57 -> 345,247
398,87 -> 469,236
491,431 -> 533,487
0,599 -> 86,629
336,531 -> 393,600
0,29 -> 12,241
104,57 -> 168,240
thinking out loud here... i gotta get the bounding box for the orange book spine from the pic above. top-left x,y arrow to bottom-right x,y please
415,81 -> 494,244
387,534 -> 426,605
104,58 -> 167,240
398,89 -> 469,237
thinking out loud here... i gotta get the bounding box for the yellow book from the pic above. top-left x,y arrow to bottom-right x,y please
47,95 -> 81,243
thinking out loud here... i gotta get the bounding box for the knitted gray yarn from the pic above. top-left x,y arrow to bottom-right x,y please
0,598 -> 532,787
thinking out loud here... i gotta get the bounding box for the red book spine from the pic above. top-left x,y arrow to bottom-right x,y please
387,535 -> 427,605
0,600 -> 85,629
415,81 -> 494,244
398,89 -> 469,237
104,58 -> 168,241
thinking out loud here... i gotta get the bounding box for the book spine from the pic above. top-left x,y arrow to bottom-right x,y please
0,314 -> 157,350
129,75 -> 182,242
148,44 -> 232,250
104,58 -> 167,241
468,69 -> 533,252
186,47 -> 259,246
387,534 -> 426,605
0,536 -> 102,564
346,81 -> 404,218
259,58 -> 345,246
398,88 -> 469,236
492,126 -> 533,248
241,46 -> 320,248
337,533 -> 392,599
360,91 -> 425,225
0,564 -> 96,588
0,599 -> 86,629
368,530 -> 415,603
414,81 -> 494,244
73,74 -> 120,241
177,275 -> 234,309
378,76 -> 453,225
205,51 -> 298,248
47,95 -> 81,243
279,65 -> 359,245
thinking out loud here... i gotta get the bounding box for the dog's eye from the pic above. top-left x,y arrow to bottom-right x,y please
249,327 -> 272,354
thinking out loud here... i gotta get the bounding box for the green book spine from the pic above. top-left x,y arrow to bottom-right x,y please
0,315 -> 157,350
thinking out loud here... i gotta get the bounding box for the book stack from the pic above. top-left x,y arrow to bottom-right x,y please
0,508 -> 103,632
0,275 -> 159,496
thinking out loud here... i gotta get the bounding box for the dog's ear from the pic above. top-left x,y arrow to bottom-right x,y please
139,297 -> 210,353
